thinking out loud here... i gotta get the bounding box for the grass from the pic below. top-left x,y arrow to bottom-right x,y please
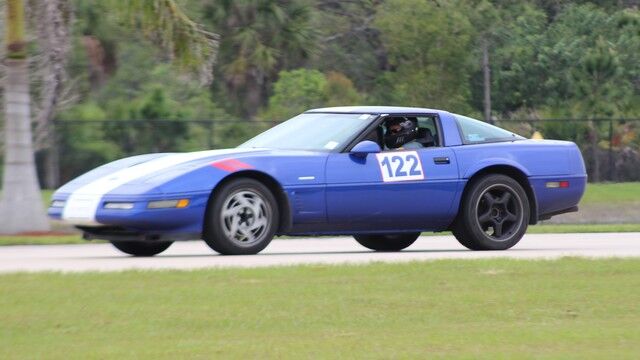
42,189 -> 54,206
0,258 -> 638,359
0,235 -> 86,246
528,223 -> 640,233
580,182 -> 640,205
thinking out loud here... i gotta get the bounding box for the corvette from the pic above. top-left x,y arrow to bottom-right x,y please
49,106 -> 587,256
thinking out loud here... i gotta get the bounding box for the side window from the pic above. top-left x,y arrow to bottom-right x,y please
415,116 -> 439,147
455,114 -> 523,144
380,115 -> 439,151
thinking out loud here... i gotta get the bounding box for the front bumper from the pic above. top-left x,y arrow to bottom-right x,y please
49,192 -> 211,234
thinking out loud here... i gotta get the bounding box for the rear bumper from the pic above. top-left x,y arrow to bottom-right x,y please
529,174 -> 587,221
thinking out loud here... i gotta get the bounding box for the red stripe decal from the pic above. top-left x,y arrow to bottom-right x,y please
211,158 -> 254,172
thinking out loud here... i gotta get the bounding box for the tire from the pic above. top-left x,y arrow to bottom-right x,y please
204,178 -> 279,255
452,174 -> 530,250
110,240 -> 173,257
354,233 -> 420,251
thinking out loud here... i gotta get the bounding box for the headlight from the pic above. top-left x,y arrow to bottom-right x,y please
51,200 -> 66,208
147,199 -> 190,209
104,202 -> 135,210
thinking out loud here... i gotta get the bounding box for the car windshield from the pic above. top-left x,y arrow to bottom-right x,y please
239,113 -> 376,151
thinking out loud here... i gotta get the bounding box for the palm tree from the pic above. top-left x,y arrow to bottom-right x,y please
206,0 -> 313,117
0,0 -> 218,234
0,0 -> 50,234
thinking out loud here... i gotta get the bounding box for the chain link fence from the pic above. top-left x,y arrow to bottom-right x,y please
28,118 -> 640,188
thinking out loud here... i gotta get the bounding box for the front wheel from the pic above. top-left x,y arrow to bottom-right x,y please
204,178 -> 279,255
452,174 -> 530,250
110,241 -> 173,257
354,233 -> 420,251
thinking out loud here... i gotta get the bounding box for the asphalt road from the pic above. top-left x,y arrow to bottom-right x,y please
1,233 -> 639,273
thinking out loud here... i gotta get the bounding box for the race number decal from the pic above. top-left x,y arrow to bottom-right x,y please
375,151 -> 425,182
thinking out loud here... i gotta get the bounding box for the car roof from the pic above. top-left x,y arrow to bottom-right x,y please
305,106 -> 446,115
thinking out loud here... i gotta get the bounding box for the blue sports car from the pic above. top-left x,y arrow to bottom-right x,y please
49,106 -> 587,256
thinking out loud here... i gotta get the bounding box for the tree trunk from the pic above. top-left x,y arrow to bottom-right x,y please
245,74 -> 264,119
482,39 -> 492,124
588,120 -> 600,182
43,142 -> 61,189
0,0 -> 50,234
0,60 -> 50,233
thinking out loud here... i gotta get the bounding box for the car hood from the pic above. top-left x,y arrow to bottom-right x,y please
55,148 -> 267,194
55,147 -> 326,196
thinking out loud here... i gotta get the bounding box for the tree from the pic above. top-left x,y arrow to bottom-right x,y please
31,0 -> 73,190
260,69 -> 362,120
529,4 -> 636,181
0,0 -> 219,234
372,0 -> 474,111
570,37 -> 625,182
114,0 -> 219,85
311,0 -> 387,90
203,0 -> 314,118
466,0 -> 501,122
0,0 -> 50,233
488,4 -> 547,115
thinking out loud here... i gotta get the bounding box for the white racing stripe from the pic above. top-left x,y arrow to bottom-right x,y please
62,148 -> 258,225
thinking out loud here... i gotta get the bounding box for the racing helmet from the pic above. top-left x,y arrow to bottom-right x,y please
384,117 -> 418,149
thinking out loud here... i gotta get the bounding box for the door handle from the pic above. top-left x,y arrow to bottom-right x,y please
433,157 -> 450,165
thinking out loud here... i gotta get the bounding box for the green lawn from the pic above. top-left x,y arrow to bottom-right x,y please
0,258 -> 638,359
580,182 -> 640,205
42,190 -> 54,207
0,235 -> 86,246
527,223 -> 640,233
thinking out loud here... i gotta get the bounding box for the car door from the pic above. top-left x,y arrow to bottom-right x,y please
325,129 -> 460,232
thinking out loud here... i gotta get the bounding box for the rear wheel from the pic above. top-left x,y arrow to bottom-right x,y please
354,233 -> 420,251
110,241 -> 173,257
452,174 -> 529,250
204,178 -> 279,255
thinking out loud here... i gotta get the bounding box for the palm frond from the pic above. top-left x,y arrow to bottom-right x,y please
114,0 -> 219,84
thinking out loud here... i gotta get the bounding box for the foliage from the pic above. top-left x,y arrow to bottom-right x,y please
19,0 -> 640,184
309,0 -> 384,90
202,0 -> 314,117
110,0 -> 219,84
56,103 -> 122,180
261,69 -> 327,120
324,71 -> 362,107
260,69 -> 363,120
57,39 -> 232,180
371,0 -> 474,111
474,2 -> 548,113
62,0 -> 640,121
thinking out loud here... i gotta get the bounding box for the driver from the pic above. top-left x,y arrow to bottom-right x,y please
384,117 -> 422,149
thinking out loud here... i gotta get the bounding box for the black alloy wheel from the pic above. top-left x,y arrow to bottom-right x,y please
453,174 -> 529,250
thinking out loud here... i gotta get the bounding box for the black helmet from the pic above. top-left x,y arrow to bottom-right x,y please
384,117 -> 418,149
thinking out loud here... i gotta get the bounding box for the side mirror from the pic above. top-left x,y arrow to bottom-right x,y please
350,140 -> 381,158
